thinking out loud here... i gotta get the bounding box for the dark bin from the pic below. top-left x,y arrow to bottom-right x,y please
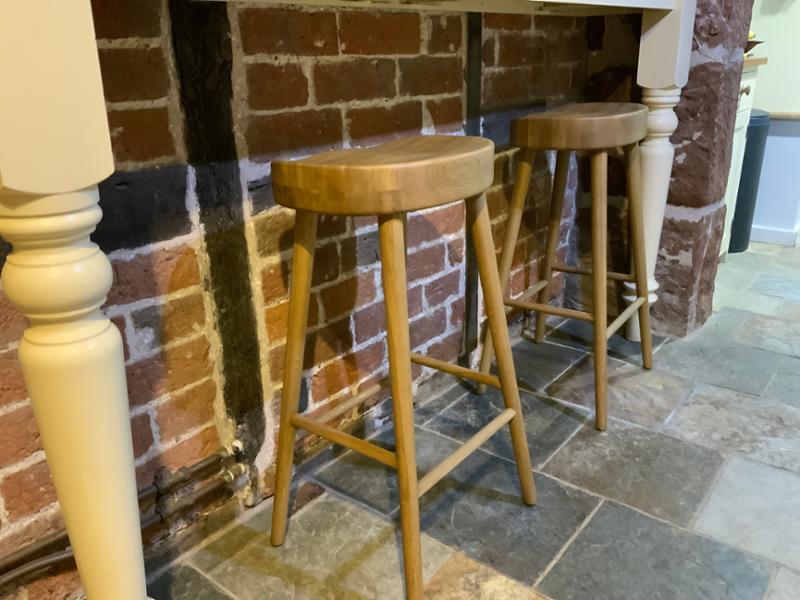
729,109 -> 771,253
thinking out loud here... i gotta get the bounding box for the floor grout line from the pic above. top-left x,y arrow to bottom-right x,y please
536,422 -> 582,471
183,563 -> 243,600
532,498 -> 605,589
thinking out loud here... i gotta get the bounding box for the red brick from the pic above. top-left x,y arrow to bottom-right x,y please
158,425 -> 220,471
427,330 -> 462,362
261,260 -> 290,305
246,109 -> 343,159
545,31 -> 585,62
399,56 -> 463,96
130,293 -> 206,351
534,16 -> 576,33
265,296 -> 319,342
497,33 -> 545,67
108,244 -> 200,306
156,378 -> 217,442
425,271 -> 461,307
0,460 -> 56,520
126,336 -> 212,406
311,341 -> 385,403
407,244 -> 446,282
410,308 -> 447,349
314,59 -> 396,104
449,297 -> 465,328
426,97 -> 464,133
111,315 -> 130,362
485,14 -> 532,31
0,404 -> 40,469
25,567 -> 82,600
99,48 -> 170,103
347,102 -> 423,142
447,238 -> 465,267
407,203 -> 464,248
0,291 -> 27,346
247,63 -> 309,110
482,69 -> 529,108
131,413 -> 154,459
91,0 -> 161,39
107,107 -> 176,163
0,508 -> 65,558
428,15 -> 463,54
320,273 -> 377,321
312,240 -> 342,286
482,36 -> 496,67
353,301 -> 386,344
238,8 -> 338,56
529,64 -> 574,98
305,317 -> 354,368
340,11 -> 421,55
0,348 -> 27,407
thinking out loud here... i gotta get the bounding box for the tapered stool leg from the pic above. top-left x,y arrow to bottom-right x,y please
477,149 -> 535,393
379,213 -> 424,600
590,152 -> 609,432
272,210 -> 318,546
625,143 -> 654,369
468,194 -> 537,505
534,150 -> 571,342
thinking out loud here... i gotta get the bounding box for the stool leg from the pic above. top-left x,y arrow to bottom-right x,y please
477,149 -> 535,393
625,143 -> 654,369
378,213 -> 423,600
534,150 -> 571,342
590,152 -> 609,432
271,210 -> 318,547
467,194 -> 537,506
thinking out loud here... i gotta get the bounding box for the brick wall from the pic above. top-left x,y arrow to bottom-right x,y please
0,3 -> 614,597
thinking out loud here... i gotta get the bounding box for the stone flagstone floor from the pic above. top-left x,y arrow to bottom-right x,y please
148,242 -> 800,599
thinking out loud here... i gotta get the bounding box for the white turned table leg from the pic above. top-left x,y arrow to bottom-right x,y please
623,88 -> 681,341
624,0 -> 696,341
0,191 -> 151,600
1,1 -> 151,597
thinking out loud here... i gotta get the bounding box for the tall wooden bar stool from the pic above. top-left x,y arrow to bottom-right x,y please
270,136 -> 536,600
478,103 -> 654,432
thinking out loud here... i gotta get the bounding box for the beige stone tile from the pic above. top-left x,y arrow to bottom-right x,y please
736,313 -> 800,357
425,554 -> 548,600
663,384 -> 800,473
201,494 -> 453,600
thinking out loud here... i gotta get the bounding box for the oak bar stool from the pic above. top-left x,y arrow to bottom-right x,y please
270,136 -> 536,600
478,103 -> 654,432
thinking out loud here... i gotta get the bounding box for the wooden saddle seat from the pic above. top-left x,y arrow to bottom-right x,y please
271,135 -> 495,215
512,102 -> 648,150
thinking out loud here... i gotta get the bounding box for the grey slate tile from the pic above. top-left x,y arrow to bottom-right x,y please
655,308 -> 783,395
547,355 -> 694,429
543,421 -> 724,526
694,458 -> 800,571
314,426 -> 461,515
545,318 -> 666,365
419,452 -> 600,585
764,356 -> 800,408
422,387 -> 584,467
510,340 -> 586,392
148,564 -> 233,600
538,502 -> 772,600
203,494 -> 452,600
